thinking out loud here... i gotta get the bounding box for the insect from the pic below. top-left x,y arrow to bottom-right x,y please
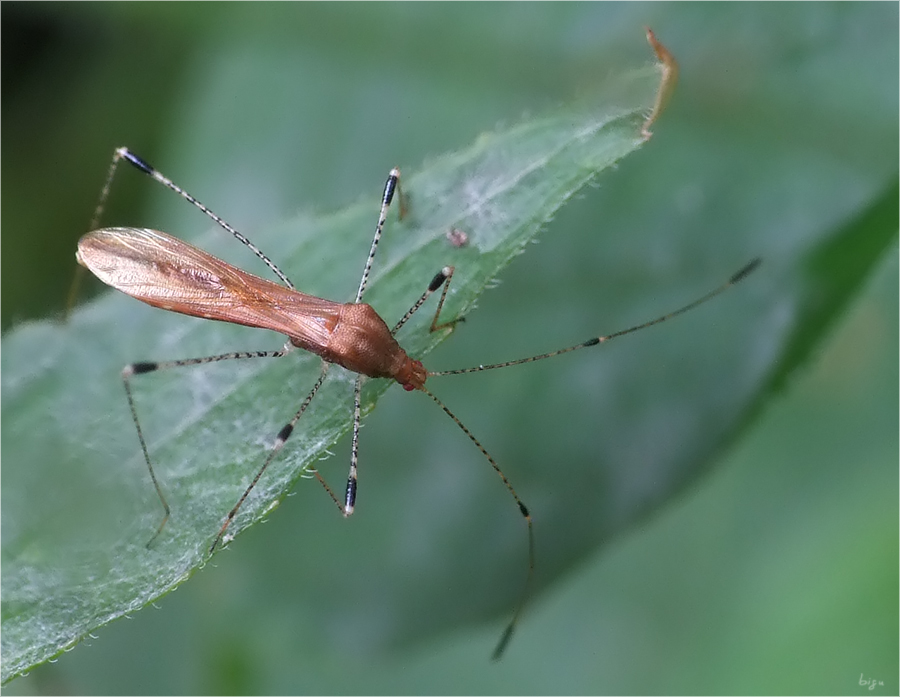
76,146 -> 760,658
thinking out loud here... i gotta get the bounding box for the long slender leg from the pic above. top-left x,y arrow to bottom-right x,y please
311,372 -> 365,519
355,168 -> 401,304
390,266 -> 458,335
312,172 -> 458,523
329,264 -> 464,520
319,168 -> 402,519
210,363 -> 331,554
426,265 -> 464,333
91,147 -> 296,288
334,264 -> 465,518
309,470 -> 344,513
67,150 -> 132,316
123,348 -> 290,547
390,264 -> 467,337
418,385 -> 534,661
417,258 -> 760,656
89,147 -> 127,232
227,169 -> 404,527
341,374 -> 364,516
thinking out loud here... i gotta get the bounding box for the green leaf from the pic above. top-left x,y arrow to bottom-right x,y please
2,34 -> 670,682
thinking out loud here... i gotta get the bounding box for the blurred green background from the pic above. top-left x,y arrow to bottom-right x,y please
2,3 -> 897,694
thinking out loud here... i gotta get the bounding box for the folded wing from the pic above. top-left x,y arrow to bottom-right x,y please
77,227 -> 343,347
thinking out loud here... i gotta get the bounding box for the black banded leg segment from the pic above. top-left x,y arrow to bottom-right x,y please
91,147 -> 296,289
355,168 -> 402,304
391,266 -> 463,336
317,168 -> 413,519
209,363 -> 331,554
418,385 -> 534,661
303,375 -> 364,518
428,258 -> 762,379
343,374 -> 364,515
123,348 -> 290,548
427,265 -> 464,333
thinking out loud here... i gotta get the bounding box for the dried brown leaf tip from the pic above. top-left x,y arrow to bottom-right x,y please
642,28 -> 679,140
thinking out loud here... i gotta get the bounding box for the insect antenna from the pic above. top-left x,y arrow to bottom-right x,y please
429,258 -> 761,378
420,257 -> 760,657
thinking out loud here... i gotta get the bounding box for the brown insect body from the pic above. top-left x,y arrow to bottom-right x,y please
77,227 -> 426,390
